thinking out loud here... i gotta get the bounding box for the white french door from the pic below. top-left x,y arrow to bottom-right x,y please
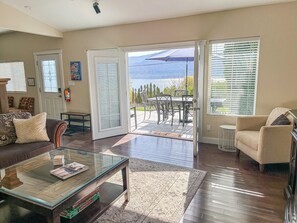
34,51 -> 66,119
87,49 -> 129,140
193,41 -> 206,157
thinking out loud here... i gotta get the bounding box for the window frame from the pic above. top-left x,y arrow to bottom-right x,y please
206,37 -> 260,116
0,60 -> 27,93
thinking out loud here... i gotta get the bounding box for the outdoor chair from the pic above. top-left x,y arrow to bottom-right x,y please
156,94 -> 181,126
140,90 -> 155,120
174,90 -> 188,97
182,95 -> 194,127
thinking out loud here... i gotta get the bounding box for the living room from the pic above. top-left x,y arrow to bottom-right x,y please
0,0 -> 297,222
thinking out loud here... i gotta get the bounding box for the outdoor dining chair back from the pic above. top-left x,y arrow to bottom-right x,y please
174,90 -> 188,97
156,94 -> 181,126
182,95 -> 194,126
140,90 -> 155,120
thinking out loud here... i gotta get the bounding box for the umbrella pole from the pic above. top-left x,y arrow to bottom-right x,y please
185,58 -> 188,93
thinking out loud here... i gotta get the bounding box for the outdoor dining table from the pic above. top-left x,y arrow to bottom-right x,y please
147,97 -> 193,123
147,97 -> 226,124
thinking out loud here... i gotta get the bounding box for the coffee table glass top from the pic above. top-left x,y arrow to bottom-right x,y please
0,147 -> 127,208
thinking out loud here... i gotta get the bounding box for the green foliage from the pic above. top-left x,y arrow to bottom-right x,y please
129,76 -> 194,105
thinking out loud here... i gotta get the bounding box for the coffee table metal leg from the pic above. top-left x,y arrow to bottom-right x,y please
122,166 -> 130,201
47,213 -> 60,223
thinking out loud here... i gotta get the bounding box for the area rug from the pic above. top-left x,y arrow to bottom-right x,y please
152,131 -> 183,138
96,158 -> 206,223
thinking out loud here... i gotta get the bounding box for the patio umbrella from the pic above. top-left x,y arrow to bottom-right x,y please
146,48 -> 194,91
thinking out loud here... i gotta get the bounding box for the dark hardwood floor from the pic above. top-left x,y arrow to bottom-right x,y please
62,131 -> 288,223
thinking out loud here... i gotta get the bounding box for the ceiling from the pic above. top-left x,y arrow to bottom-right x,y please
0,0 -> 296,32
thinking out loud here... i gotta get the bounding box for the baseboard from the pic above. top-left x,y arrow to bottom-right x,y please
199,137 -> 218,145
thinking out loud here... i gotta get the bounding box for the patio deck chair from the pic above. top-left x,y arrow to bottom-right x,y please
140,90 -> 155,120
156,94 -> 181,126
182,95 -> 193,127
174,90 -> 188,97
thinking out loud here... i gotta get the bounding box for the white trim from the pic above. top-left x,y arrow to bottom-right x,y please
33,50 -> 66,114
198,40 -> 206,146
33,49 -> 62,56
209,36 -> 260,44
122,41 -> 195,52
200,137 -> 219,145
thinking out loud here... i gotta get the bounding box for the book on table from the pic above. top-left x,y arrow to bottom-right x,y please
50,162 -> 88,180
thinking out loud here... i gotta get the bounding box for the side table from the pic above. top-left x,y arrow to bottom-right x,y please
61,112 -> 91,132
218,125 -> 236,152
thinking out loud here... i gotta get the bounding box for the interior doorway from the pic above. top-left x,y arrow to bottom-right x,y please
126,45 -> 196,140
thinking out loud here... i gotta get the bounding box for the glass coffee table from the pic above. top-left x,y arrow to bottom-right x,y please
0,147 -> 129,223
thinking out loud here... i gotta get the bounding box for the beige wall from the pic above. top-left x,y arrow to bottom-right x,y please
0,33 -> 63,113
0,2 -> 296,139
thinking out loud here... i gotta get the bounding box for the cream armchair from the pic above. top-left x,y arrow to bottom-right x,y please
235,108 -> 293,172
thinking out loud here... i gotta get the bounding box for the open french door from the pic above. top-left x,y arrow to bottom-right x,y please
193,41 -> 206,157
87,49 -> 129,140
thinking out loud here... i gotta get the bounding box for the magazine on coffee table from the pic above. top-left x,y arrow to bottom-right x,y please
50,162 -> 88,180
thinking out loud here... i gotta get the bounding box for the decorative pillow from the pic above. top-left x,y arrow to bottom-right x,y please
0,112 -> 31,146
8,96 -> 14,108
266,107 -> 290,126
13,112 -> 49,144
271,114 -> 291,125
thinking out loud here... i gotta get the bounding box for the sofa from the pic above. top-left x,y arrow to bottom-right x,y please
0,116 -> 67,169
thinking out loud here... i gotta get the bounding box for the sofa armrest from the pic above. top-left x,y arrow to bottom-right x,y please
46,119 -> 67,148
236,115 -> 268,132
258,125 -> 293,163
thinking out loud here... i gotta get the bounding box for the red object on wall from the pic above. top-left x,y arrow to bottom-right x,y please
64,88 -> 71,102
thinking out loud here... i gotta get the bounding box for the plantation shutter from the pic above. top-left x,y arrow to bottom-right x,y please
207,39 -> 259,115
0,62 -> 27,92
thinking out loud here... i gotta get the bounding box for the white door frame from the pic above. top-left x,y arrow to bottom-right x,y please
123,41 -> 196,132
123,41 -> 206,157
33,49 -> 66,114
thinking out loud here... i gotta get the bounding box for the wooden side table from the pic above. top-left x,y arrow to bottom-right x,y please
218,125 -> 236,152
60,112 -> 91,132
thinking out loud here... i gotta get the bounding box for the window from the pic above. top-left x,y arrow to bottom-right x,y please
207,39 -> 259,115
41,60 -> 58,92
0,62 -> 27,92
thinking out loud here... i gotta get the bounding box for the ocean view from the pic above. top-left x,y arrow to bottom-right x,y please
130,78 -> 185,91
128,50 -> 194,91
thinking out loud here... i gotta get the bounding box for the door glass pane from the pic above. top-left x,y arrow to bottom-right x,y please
41,60 -> 58,93
96,62 -> 121,130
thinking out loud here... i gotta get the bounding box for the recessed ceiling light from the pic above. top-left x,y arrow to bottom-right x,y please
24,5 -> 31,10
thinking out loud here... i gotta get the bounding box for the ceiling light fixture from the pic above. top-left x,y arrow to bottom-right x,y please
93,1 -> 101,14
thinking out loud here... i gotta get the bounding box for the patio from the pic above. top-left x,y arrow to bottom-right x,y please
130,109 -> 193,140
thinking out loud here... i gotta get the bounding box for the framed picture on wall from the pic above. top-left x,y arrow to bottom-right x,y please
27,78 -> 35,86
70,61 -> 82,80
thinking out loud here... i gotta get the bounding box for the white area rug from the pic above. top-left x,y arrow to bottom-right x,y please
96,158 -> 206,223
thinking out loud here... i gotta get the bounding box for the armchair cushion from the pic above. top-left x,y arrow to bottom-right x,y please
271,114 -> 291,125
235,131 -> 259,151
266,107 -> 290,126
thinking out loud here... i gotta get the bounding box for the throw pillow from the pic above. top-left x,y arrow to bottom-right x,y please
271,114 -> 291,125
266,107 -> 290,126
0,112 -> 31,146
14,112 -> 49,144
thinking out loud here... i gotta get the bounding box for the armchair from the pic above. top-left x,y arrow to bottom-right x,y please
235,107 -> 293,172
8,97 -> 34,115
